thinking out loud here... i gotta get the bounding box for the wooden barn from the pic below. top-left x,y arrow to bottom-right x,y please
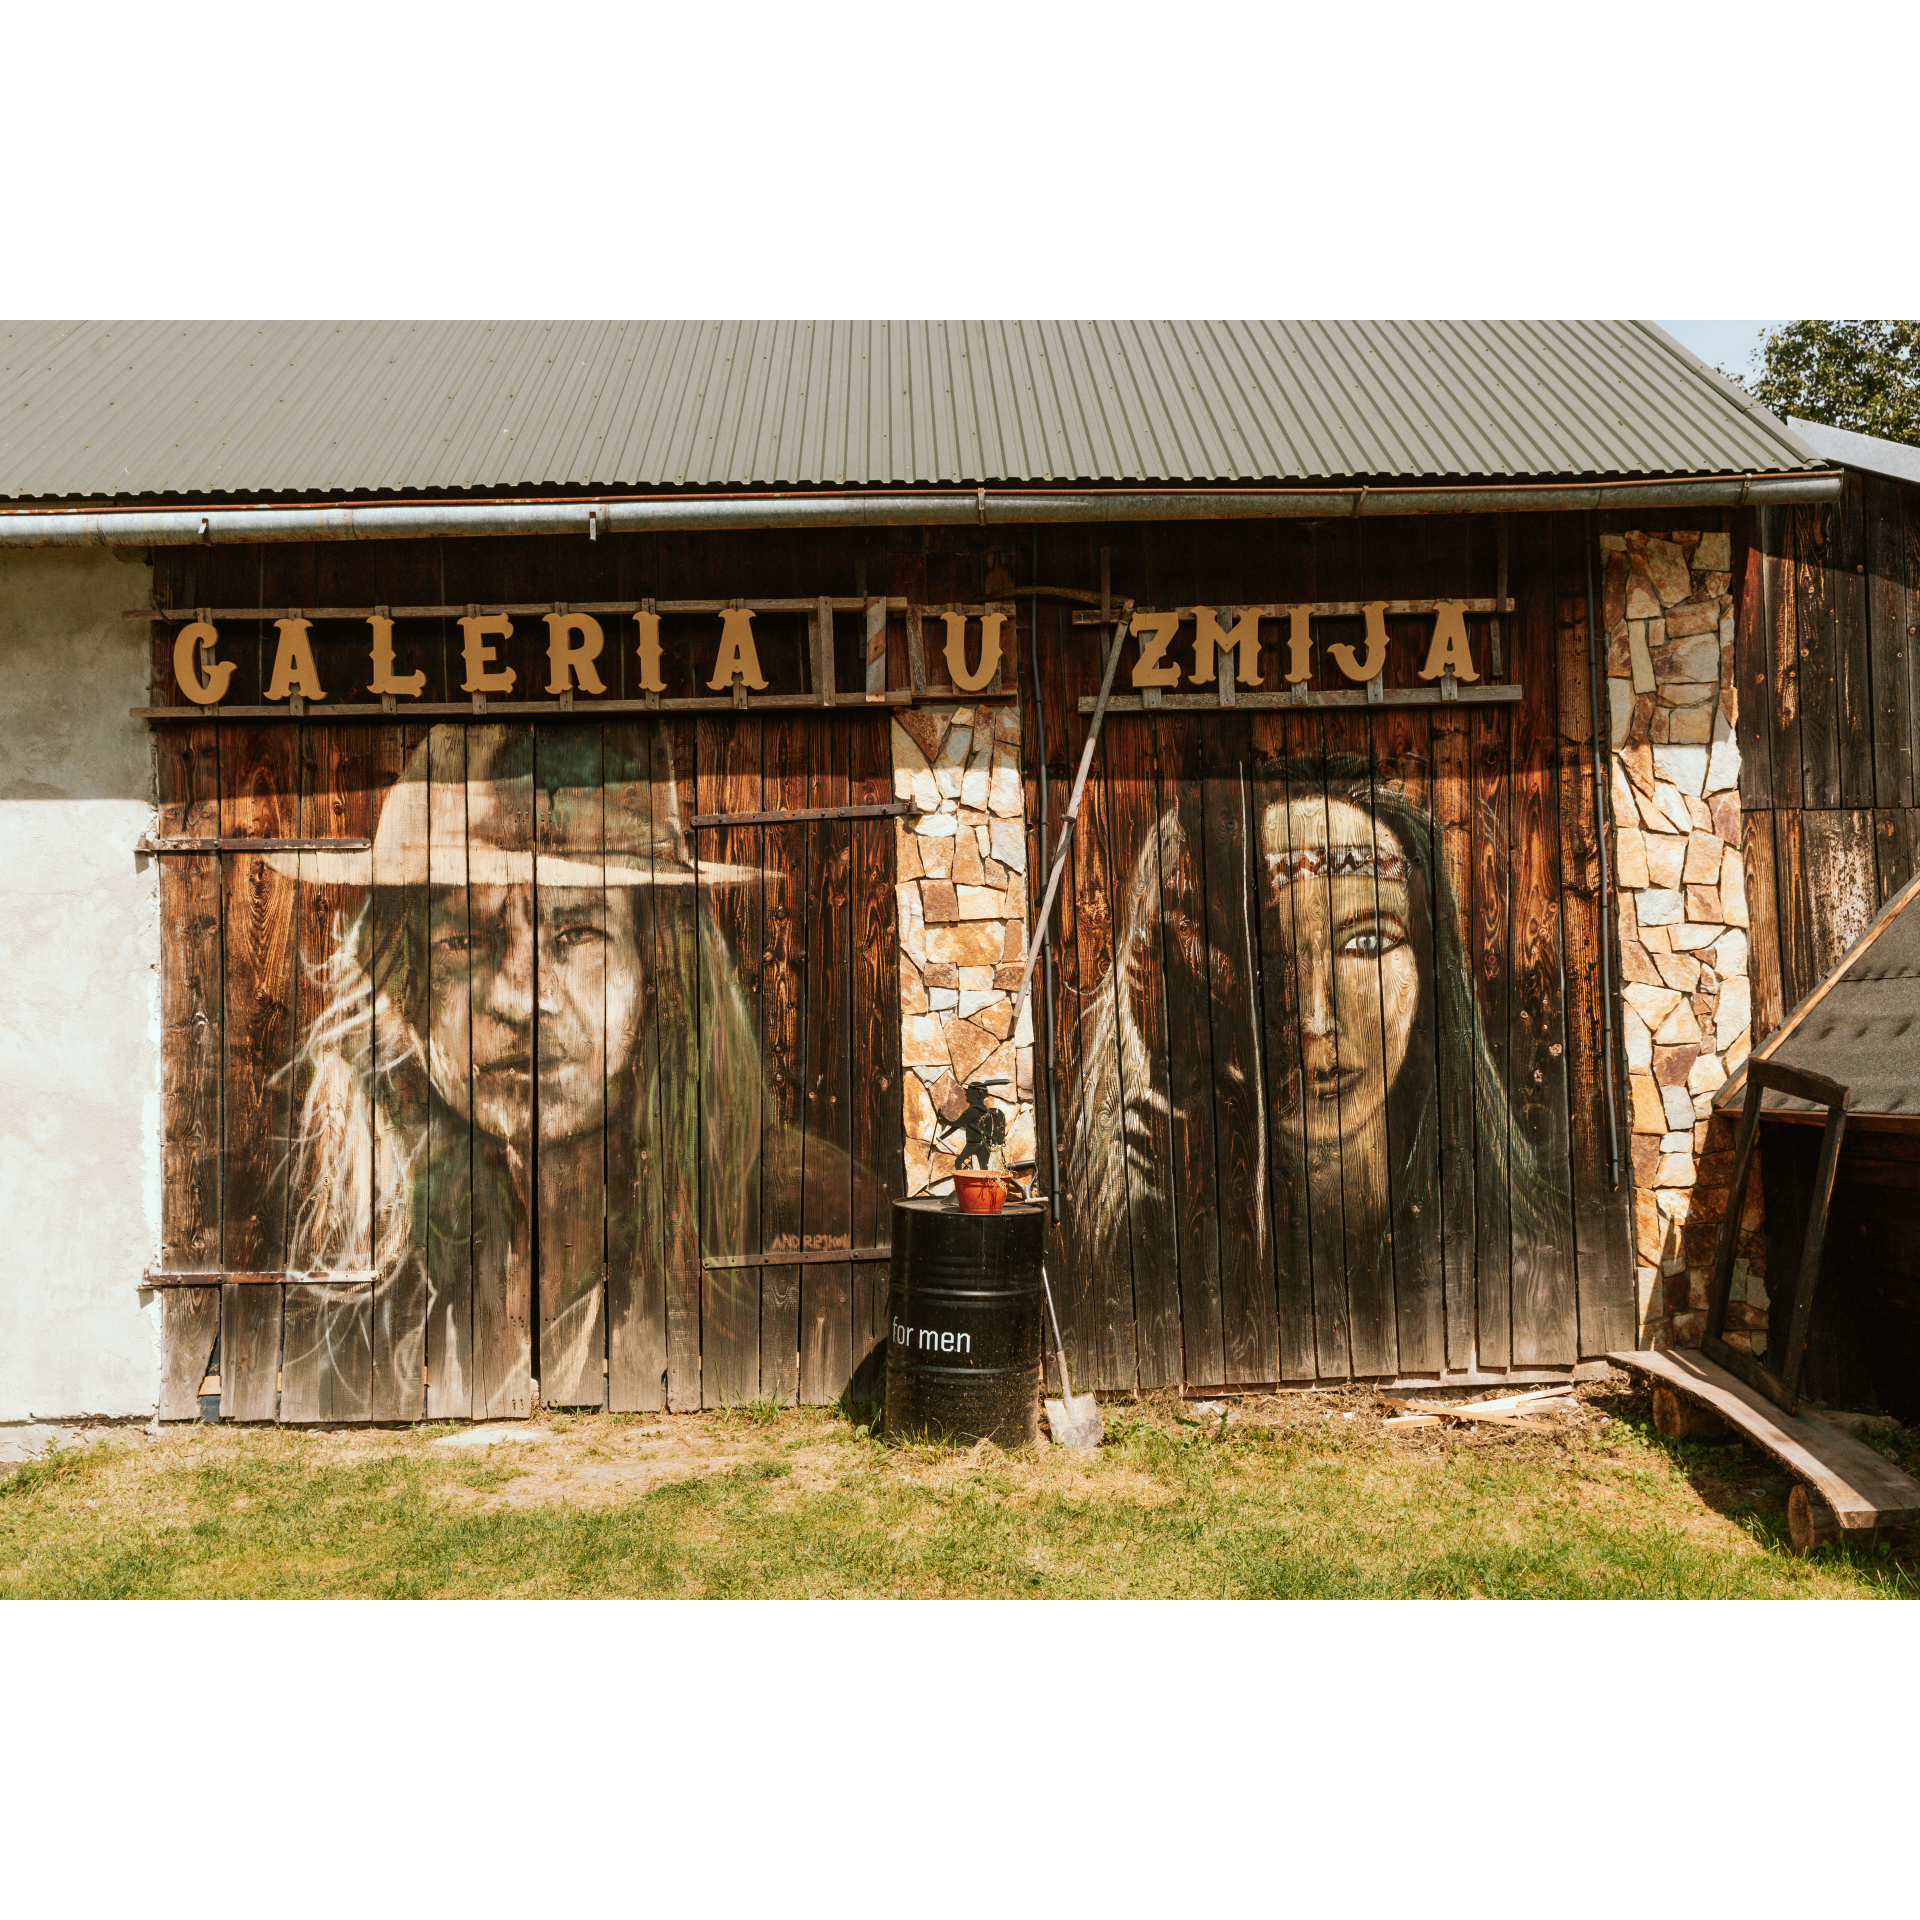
0,320 -> 1858,1426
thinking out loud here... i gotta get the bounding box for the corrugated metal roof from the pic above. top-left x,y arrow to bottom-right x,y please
1789,415 -> 1920,489
0,320 -> 1824,502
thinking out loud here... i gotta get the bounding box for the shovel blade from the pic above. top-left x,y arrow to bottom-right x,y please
1044,1393 -> 1105,1448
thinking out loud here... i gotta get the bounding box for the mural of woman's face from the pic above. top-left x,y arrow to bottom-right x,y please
424,885 -> 644,1146
1261,796 -> 1419,1154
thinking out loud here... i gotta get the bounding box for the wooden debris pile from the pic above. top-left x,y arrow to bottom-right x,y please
1377,1385 -> 1582,1435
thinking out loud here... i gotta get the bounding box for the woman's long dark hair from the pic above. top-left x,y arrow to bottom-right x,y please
1068,743 -> 1549,1378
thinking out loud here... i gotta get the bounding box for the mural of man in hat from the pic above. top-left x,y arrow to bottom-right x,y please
282,723 -> 767,1411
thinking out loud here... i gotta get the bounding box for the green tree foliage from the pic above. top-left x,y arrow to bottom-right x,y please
1737,321 -> 1920,447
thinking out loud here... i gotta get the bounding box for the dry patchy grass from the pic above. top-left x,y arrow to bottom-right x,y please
3,1378 -> 1915,1599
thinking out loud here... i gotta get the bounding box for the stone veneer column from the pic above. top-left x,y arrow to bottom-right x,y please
1600,530 -> 1767,1355
890,705 -> 1037,1195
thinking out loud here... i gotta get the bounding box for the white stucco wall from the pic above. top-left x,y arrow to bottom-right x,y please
0,548 -> 160,1419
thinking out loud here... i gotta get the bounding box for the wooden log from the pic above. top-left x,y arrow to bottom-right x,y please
220,1280 -> 282,1423
848,713 -> 902,1400
1156,711 -> 1228,1388
1743,809 -> 1786,1046
1789,1482 -> 1841,1554
1249,714 -> 1318,1383
368,723 -> 429,1423
1068,647 -> 1146,1391
219,722 -> 300,1274
423,726 -> 476,1420
534,723 -> 610,1408
1553,523 -> 1634,1359
1864,476 -> 1914,810
1876,808 -> 1920,905
1375,703 -> 1445,1376
1102,708 -> 1181,1389
1429,704 -> 1479,1374
1767,507 -> 1804,813
1733,509 -> 1775,812
158,1288 -> 220,1422
757,715 -> 810,1407
799,719 -> 854,1406
290,723 -> 378,1423
1834,473 -> 1875,811
1797,502 -> 1841,809
1198,712 -> 1279,1385
1471,699 -> 1514,1370
155,723 -> 223,1273
696,714 -> 765,1408
1652,1384 -> 1728,1441
605,720 -> 665,1412
1802,809 -> 1881,983
1507,524 -> 1577,1368
656,720 -> 705,1411
466,723 -> 535,1420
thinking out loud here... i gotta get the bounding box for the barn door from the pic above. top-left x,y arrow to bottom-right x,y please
154,713 -> 901,1422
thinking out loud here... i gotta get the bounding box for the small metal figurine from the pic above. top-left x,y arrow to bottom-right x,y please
936,1077 -> 1010,1171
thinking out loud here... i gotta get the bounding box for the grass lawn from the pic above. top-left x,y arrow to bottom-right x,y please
3,1374 -> 1915,1599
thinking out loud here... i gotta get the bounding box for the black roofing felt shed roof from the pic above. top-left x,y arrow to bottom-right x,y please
1718,871 -> 1920,1122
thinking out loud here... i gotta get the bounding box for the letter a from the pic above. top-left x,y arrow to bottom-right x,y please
173,621 -> 236,706
1328,601 -> 1390,685
265,618 -> 327,701
707,608 -> 769,691
1416,601 -> 1480,682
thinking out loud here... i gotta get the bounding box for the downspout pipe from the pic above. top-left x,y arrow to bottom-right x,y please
0,473 -> 1843,546
1586,512 -> 1622,1193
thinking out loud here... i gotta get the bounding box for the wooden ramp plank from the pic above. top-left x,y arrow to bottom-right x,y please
1610,1348 -> 1920,1529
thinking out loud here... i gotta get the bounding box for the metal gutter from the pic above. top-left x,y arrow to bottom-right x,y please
0,472 -> 1844,546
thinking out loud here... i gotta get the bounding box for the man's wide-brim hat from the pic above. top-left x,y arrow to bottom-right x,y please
268,724 -> 760,888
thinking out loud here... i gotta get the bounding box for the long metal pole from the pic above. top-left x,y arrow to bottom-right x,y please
0,475 -> 1843,547
1585,512 -> 1622,1191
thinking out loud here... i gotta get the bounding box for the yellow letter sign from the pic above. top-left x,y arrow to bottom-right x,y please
707,608 -> 769,691
172,621 -> 236,706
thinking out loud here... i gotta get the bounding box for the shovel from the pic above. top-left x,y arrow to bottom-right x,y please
1039,1261 -> 1104,1447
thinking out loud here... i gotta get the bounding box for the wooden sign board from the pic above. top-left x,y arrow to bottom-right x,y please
138,597 -> 1017,719
1071,597 -> 1517,711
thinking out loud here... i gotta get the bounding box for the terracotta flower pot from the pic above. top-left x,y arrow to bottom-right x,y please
952,1171 -> 1010,1215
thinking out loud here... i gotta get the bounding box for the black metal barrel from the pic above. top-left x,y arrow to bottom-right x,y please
884,1197 -> 1045,1447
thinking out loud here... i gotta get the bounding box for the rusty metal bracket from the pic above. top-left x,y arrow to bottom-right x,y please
136,835 -> 372,854
701,1248 -> 892,1271
690,802 -> 907,829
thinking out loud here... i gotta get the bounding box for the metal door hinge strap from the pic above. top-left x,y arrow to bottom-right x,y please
137,835 -> 372,853
701,1248 -> 892,1270
690,803 -> 907,828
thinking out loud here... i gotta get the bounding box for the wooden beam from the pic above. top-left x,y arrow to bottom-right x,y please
1609,1347 -> 1920,1530
1077,686 -> 1523,714
129,597 -> 914,622
1069,596 -> 1513,624
132,690 -> 1012,724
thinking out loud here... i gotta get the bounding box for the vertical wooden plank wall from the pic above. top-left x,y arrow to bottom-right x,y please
1019,517 -> 1627,1387
1738,477 -> 1920,1028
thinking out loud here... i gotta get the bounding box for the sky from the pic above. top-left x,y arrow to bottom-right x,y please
1656,321 -> 1788,380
